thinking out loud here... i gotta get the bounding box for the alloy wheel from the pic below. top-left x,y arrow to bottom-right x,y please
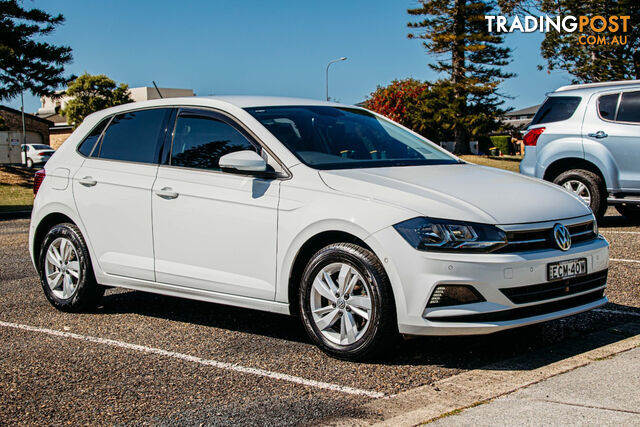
310,262 -> 373,346
563,179 -> 592,205
44,237 -> 81,300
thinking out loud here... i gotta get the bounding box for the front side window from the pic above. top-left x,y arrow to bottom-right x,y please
617,91 -> 640,123
170,113 -> 256,171
245,106 -> 457,170
96,108 -> 171,163
530,96 -> 582,125
78,118 -> 110,157
597,93 -> 620,120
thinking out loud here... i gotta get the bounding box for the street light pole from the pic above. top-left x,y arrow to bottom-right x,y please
325,57 -> 347,101
21,89 -> 26,165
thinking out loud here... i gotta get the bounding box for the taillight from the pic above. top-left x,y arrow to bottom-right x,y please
34,169 -> 46,196
523,127 -> 545,146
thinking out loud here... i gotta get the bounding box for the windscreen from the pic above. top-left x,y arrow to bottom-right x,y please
245,106 -> 458,170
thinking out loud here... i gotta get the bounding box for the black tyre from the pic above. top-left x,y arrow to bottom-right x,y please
553,169 -> 607,220
26,158 -> 33,169
615,204 -> 640,222
299,243 -> 396,360
38,223 -> 104,312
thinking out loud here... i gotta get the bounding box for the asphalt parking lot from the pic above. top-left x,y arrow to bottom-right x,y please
1,208 -> 639,425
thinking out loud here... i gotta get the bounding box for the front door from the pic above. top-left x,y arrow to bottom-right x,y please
152,109 -> 280,299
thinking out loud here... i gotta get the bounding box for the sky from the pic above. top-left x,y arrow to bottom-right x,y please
6,0 -> 575,114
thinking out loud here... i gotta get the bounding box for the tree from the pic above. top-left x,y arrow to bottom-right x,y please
408,0 -> 513,153
0,0 -> 73,100
363,78 -> 430,127
539,0 -> 640,82
62,73 -> 132,127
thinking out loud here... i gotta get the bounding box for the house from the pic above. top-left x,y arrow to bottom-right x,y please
0,105 -> 53,164
501,104 -> 540,130
36,87 -> 195,149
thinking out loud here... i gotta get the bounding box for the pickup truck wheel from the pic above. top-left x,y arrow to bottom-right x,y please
615,205 -> 640,222
553,170 -> 607,220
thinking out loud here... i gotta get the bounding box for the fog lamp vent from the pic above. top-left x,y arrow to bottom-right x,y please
427,285 -> 485,308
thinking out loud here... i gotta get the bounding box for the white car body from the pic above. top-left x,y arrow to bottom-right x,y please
29,96 -> 609,339
22,144 -> 55,167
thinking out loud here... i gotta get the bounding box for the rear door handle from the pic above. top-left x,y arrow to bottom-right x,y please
78,176 -> 97,187
155,187 -> 179,200
587,131 -> 608,139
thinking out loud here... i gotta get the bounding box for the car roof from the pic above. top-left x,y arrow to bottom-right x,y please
552,80 -> 640,96
89,95 -> 351,119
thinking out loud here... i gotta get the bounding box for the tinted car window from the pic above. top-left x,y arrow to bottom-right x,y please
96,109 -> 170,163
530,96 -> 581,125
78,118 -> 110,156
171,113 -> 256,171
598,93 -> 619,120
617,91 -> 640,123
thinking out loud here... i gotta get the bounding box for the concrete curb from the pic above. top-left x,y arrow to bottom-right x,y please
327,322 -> 640,426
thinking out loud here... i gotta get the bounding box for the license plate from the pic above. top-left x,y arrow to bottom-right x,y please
547,258 -> 587,281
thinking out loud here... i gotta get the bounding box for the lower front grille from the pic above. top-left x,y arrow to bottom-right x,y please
428,289 -> 605,323
500,270 -> 608,304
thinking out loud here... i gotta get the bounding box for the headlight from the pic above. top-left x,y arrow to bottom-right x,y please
393,217 -> 507,252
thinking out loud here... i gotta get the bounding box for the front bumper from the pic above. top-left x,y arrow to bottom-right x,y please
367,226 -> 609,336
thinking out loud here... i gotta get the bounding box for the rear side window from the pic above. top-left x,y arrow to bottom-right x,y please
617,91 -> 640,123
95,108 -> 171,163
170,113 -> 256,171
597,93 -> 620,120
78,118 -> 110,156
530,96 -> 581,125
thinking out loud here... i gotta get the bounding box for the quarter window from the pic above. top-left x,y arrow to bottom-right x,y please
597,93 -> 619,120
77,118 -> 110,157
530,96 -> 581,125
170,113 -> 256,171
617,91 -> 640,123
96,108 -> 171,163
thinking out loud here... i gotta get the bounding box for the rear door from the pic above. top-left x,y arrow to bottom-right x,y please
584,90 -> 640,191
151,108 -> 280,299
73,108 -> 173,280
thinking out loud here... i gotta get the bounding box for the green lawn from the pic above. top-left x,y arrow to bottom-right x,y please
459,155 -> 522,173
0,166 -> 34,213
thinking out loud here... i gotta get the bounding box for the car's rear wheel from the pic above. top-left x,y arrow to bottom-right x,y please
38,223 -> 104,312
299,243 -> 396,360
26,158 -> 33,169
553,169 -> 607,220
615,204 -> 640,222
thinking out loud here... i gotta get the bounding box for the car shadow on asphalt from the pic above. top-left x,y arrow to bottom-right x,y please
96,289 -> 640,370
599,210 -> 639,228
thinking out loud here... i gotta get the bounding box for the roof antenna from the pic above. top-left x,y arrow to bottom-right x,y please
152,81 -> 163,99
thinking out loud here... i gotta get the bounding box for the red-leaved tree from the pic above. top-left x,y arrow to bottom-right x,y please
363,78 -> 429,127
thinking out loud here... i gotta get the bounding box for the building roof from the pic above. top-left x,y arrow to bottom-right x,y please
504,105 -> 540,117
0,105 -> 53,125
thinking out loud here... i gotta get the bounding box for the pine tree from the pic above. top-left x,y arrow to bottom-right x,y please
0,0 -> 73,100
539,0 -> 640,82
408,0 -> 513,153
62,73 -> 133,127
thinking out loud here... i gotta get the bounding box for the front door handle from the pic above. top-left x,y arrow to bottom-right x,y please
588,131 -> 608,139
78,176 -> 97,187
155,187 -> 179,200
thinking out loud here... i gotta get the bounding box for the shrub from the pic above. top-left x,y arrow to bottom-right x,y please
490,135 -> 512,155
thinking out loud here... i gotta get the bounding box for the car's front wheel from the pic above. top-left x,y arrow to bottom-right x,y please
553,169 -> 607,219
38,223 -> 104,312
299,243 -> 396,360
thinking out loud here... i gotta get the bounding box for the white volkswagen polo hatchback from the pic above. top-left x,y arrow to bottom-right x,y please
30,97 -> 609,359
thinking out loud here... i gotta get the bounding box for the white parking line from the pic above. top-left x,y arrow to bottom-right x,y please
610,258 -> 640,264
594,309 -> 640,317
601,230 -> 640,235
0,320 -> 385,399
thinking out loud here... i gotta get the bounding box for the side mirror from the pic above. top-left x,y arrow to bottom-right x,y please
219,150 -> 275,177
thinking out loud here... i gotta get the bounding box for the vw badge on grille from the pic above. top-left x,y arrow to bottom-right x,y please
553,223 -> 571,251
